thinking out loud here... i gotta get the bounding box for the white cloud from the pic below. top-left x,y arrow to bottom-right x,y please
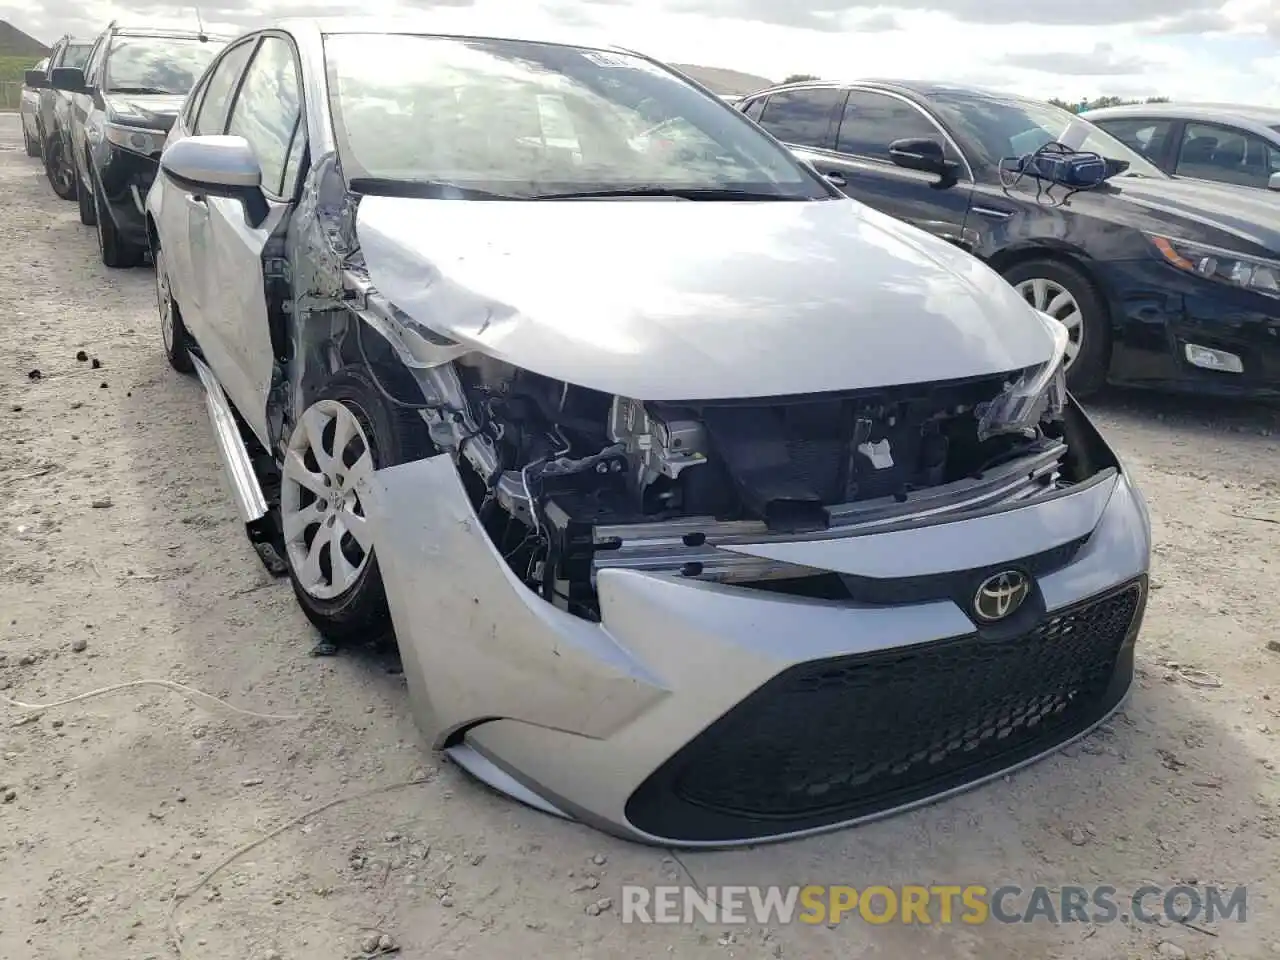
2,0 -> 1277,105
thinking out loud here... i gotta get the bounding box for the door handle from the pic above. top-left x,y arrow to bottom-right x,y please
822,171 -> 847,187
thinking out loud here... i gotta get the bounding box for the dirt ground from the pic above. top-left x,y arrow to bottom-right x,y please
1,113 -> 1279,960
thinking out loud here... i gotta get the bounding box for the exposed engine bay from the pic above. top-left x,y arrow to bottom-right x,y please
383,341 -> 1104,623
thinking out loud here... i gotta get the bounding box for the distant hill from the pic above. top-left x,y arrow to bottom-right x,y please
0,20 -> 48,58
672,63 -> 773,96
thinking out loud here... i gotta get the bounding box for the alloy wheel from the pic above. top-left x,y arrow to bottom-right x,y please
1013,277 -> 1083,370
155,247 -> 174,354
280,400 -> 377,601
49,145 -> 74,195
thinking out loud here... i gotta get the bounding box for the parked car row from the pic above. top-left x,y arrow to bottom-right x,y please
22,21 -> 230,265
734,80 -> 1280,401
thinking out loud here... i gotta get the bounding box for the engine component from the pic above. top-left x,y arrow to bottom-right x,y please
608,397 -> 708,507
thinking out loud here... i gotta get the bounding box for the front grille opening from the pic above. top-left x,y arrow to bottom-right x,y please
625,580 -> 1144,843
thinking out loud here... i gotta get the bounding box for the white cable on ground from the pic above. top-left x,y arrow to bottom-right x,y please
1,679 -> 304,721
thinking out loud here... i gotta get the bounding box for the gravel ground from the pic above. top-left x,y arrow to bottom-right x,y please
1,112 -> 1279,960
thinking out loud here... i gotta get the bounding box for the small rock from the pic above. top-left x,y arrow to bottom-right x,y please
90,498 -> 113,509
70,637 -> 88,653
3,788 -> 16,803
1156,942 -> 1187,960
27,369 -> 41,380
91,358 -> 101,369
585,902 -> 601,916
241,778 -> 264,787
377,934 -> 395,951
191,850 -> 202,860
595,897 -> 613,912
359,935 -> 379,954
1067,826 -> 1088,846
591,853 -> 607,865
1267,640 -> 1280,655
71,401 -> 82,409
75,351 -> 88,362
439,894 -> 454,908
17,654 -> 36,666
99,382 -> 108,389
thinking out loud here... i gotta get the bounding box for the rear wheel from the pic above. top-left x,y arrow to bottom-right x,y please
279,365 -> 435,644
23,124 -> 40,158
45,137 -> 78,201
1003,258 -> 1110,399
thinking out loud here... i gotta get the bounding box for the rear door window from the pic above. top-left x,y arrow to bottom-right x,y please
836,90 -> 950,162
756,88 -> 843,149
1092,118 -> 1174,163
1176,121 -> 1280,189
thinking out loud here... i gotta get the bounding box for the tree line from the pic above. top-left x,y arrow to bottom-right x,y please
778,75 -> 1170,113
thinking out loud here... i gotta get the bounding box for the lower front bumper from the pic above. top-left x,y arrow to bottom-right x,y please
95,148 -> 157,247
362,453 -> 1151,848
1100,258 -> 1280,398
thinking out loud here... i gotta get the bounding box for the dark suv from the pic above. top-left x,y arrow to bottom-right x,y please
22,35 -> 95,199
51,22 -> 228,267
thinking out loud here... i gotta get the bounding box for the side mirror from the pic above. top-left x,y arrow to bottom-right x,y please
889,136 -> 960,188
50,67 -> 88,93
1269,172 -> 1280,192
160,135 -> 269,228
24,70 -> 49,89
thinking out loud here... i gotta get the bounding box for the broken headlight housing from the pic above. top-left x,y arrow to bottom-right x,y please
975,308 -> 1069,441
104,121 -> 166,157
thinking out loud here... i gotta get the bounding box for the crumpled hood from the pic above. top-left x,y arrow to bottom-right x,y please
356,195 -> 1056,400
105,94 -> 185,132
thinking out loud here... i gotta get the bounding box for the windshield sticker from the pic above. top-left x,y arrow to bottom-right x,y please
582,51 -> 641,69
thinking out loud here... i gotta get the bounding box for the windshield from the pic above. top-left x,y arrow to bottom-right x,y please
323,33 -> 828,199
929,92 -> 1166,179
64,42 -> 92,69
104,36 -> 223,95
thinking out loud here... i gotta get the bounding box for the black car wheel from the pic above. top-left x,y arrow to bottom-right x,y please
76,163 -> 96,225
154,243 -> 194,373
1003,258 -> 1110,399
23,124 -> 40,158
91,173 -> 145,268
45,138 -> 78,202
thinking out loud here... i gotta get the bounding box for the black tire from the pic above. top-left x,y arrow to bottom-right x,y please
1001,257 -> 1110,399
77,161 -> 96,225
154,242 -> 194,373
45,137 -> 78,201
24,125 -> 40,158
285,364 -> 435,644
91,172 -> 144,268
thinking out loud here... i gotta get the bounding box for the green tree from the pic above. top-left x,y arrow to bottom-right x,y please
783,73 -> 820,83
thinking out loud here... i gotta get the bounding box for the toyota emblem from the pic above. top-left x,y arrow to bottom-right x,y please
973,570 -> 1031,622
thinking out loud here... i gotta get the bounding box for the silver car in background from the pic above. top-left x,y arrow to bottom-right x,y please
146,19 -> 1151,846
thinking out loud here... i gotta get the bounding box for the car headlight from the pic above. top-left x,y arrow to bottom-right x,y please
975,308 -> 1069,441
1149,234 -> 1280,299
104,122 -> 165,157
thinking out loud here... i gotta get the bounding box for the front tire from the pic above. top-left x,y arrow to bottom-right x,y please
45,137 -> 78,201
279,365 -> 435,644
24,125 -> 40,158
77,163 -> 96,225
1003,258 -> 1110,399
154,243 -> 194,373
92,173 -> 144,268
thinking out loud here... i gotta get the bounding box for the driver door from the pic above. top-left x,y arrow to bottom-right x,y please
188,32 -> 307,449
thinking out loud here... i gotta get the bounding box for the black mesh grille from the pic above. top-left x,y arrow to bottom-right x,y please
626,580 -> 1144,842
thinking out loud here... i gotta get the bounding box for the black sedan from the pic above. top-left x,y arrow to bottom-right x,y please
738,81 -> 1280,400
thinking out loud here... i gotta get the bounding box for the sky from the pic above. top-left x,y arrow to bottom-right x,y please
5,0 -> 1280,105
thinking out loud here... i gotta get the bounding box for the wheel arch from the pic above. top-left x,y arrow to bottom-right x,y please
987,241 -> 1119,339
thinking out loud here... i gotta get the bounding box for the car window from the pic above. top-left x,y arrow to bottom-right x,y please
741,97 -> 765,122
1087,118 -> 1175,165
63,42 -> 93,70
226,36 -> 304,197
323,33 -> 827,200
756,88 -> 843,149
928,92 -> 1166,178
1175,121 -> 1280,189
836,90 -> 952,162
193,40 -> 256,136
105,35 -> 223,95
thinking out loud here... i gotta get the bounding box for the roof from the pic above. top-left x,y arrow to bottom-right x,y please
1083,102 -> 1280,128
275,16 -> 619,51
745,78 -> 1036,105
111,26 -> 235,40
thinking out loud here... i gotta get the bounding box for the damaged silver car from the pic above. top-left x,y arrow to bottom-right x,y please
146,19 -> 1152,847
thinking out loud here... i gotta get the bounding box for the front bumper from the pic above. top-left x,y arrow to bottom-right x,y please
362,431 -> 1151,848
1100,258 -> 1280,398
